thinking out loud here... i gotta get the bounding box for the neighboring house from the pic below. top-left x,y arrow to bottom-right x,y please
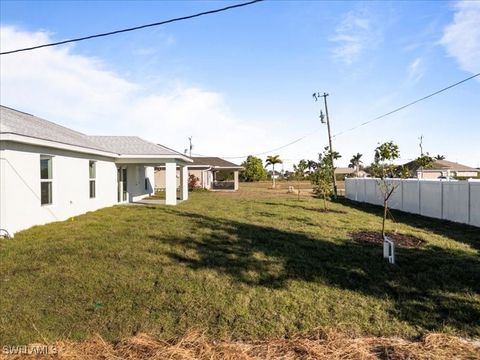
155,157 -> 242,191
335,167 -> 366,179
402,159 -> 480,179
0,106 -> 192,236
267,170 -> 283,180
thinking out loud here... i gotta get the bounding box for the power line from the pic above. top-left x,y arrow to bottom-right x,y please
0,0 -> 264,55
192,128 -> 322,159
333,72 -> 480,137
193,72 -> 479,160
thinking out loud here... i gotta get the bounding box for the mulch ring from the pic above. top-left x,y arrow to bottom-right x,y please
350,230 -> 426,248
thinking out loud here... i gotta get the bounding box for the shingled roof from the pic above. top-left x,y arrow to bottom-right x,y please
1,105 -> 186,158
191,157 -> 242,168
403,159 -> 478,172
90,136 -> 180,156
0,105 -> 110,153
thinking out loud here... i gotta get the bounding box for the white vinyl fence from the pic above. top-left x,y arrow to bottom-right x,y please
345,178 -> 480,227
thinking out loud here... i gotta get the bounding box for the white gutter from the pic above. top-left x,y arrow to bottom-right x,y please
117,154 -> 193,163
0,133 -> 118,158
1,133 -> 192,162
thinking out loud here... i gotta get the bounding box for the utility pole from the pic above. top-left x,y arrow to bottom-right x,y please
188,136 -> 193,157
313,92 -> 338,198
418,135 -> 423,156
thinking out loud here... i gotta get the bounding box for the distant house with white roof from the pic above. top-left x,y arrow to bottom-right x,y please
0,105 -> 192,236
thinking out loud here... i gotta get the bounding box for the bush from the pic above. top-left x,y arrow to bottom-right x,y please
188,174 -> 200,190
240,155 -> 267,182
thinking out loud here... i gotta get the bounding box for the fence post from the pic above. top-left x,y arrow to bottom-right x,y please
400,180 -> 404,211
441,180 -> 444,220
468,181 -> 471,225
363,178 -> 367,203
418,179 -> 421,215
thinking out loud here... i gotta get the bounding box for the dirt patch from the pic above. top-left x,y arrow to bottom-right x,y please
1,331 -> 478,360
350,230 -> 426,248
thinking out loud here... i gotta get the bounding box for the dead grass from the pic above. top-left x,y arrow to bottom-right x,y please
2,330 -> 478,359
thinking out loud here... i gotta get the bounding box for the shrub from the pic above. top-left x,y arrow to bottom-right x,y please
188,174 -> 200,190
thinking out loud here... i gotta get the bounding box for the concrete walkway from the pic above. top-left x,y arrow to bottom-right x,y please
130,199 -> 186,206
135,199 -> 166,205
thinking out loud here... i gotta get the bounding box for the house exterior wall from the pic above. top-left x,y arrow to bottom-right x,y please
456,171 -> 479,177
155,169 -> 180,190
0,141 -> 155,235
189,169 -> 212,189
154,168 -> 213,190
417,170 -> 479,179
124,164 -> 155,202
417,171 -> 443,179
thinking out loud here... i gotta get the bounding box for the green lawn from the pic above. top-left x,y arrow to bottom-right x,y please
0,184 -> 479,345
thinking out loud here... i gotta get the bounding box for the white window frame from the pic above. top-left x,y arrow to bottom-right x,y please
89,160 -> 96,199
144,167 -> 148,191
40,155 -> 53,206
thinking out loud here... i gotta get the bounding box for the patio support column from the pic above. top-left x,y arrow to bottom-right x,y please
165,162 -> 177,205
180,165 -> 189,201
234,170 -> 239,190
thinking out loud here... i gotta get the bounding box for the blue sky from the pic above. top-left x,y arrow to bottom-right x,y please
1,0 -> 479,169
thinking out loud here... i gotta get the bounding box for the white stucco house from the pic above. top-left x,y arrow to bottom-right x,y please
0,105 -> 192,236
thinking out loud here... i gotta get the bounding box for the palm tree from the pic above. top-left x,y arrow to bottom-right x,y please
348,153 -> 363,177
266,155 -> 283,188
435,154 -> 445,160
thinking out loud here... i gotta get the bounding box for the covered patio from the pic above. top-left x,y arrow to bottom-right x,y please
185,157 -> 243,191
154,157 -> 242,193
116,158 -> 191,205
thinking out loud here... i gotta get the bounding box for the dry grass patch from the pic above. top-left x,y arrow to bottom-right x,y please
2,331 -> 479,360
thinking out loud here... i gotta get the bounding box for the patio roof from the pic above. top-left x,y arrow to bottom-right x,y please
190,157 -> 243,169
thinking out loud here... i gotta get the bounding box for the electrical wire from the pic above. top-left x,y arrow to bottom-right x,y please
191,128 -> 322,159
193,72 -> 480,159
333,72 -> 480,137
0,0 -> 265,55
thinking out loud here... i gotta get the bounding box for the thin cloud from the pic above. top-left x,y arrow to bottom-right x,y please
330,10 -> 380,65
407,57 -> 425,83
0,26 -> 280,159
441,1 -> 480,76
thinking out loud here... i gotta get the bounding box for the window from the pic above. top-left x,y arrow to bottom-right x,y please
144,168 -> 149,190
40,155 -> 52,205
89,160 -> 96,198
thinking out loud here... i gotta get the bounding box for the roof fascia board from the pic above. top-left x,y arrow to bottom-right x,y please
0,133 -> 118,157
421,168 -> 478,172
211,166 -> 244,170
1,134 -> 193,162
116,157 -> 192,165
116,154 -> 193,163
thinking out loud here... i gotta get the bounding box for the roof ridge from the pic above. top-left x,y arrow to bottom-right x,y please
1,105 -> 90,137
1,105 -> 189,159
156,142 -> 191,158
0,105 -> 33,116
